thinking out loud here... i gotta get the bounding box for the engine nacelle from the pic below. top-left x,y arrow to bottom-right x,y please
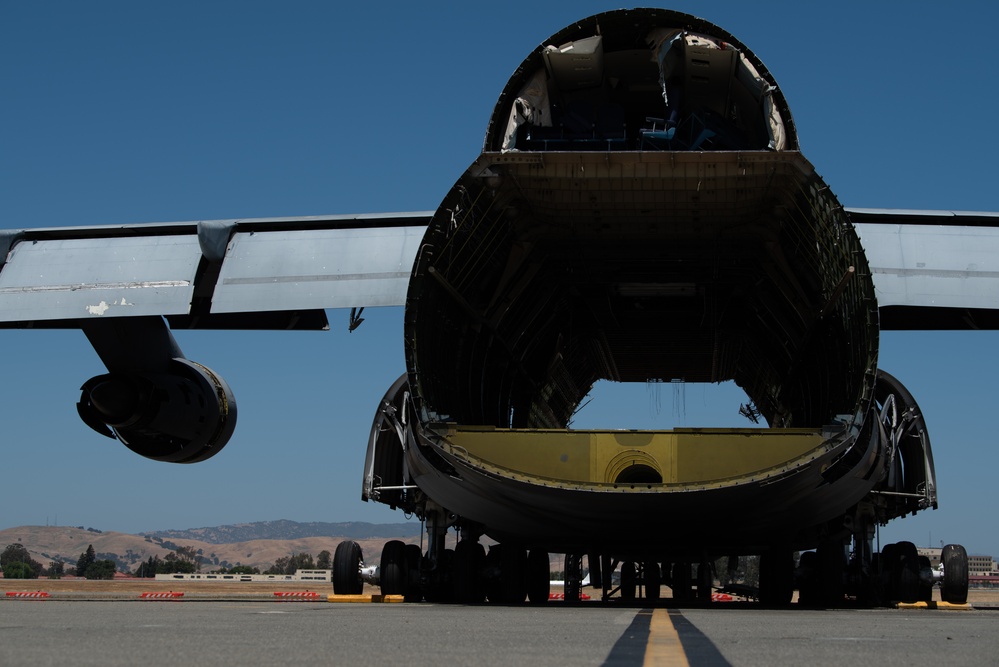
77,358 -> 237,463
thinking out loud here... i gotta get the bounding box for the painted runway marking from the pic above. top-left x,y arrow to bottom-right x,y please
603,608 -> 732,667
666,610 -> 732,666
644,609 -> 689,667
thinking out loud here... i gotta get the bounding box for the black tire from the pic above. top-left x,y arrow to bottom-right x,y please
918,556 -> 933,603
696,561 -> 712,601
404,543 -> 423,603
941,544 -> 969,604
526,549 -> 550,604
759,550 -> 793,606
816,541 -> 846,607
484,544 -> 504,603
866,552 -> 885,606
880,543 -> 898,601
893,541 -> 920,603
620,562 -> 636,600
502,545 -> 528,603
796,551 -> 818,606
380,539 -> 407,596
645,561 -> 661,601
453,540 -> 485,603
427,548 -> 454,603
333,540 -> 363,595
671,562 -> 692,602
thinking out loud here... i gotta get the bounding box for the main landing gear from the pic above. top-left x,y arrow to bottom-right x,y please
331,536 -> 552,604
332,536 -> 971,607
868,541 -> 969,605
789,539 -> 971,607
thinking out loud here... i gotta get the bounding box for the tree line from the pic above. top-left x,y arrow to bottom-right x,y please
0,543 -> 112,580
2,542 -> 335,579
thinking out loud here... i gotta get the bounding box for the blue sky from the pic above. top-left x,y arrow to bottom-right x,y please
2,2 -> 997,558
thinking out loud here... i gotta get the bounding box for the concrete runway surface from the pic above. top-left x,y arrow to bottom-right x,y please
1,600 -> 996,666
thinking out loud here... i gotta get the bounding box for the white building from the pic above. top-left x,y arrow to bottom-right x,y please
154,569 -> 332,583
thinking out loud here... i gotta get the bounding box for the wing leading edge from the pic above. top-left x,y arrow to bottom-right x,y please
0,212 -> 431,330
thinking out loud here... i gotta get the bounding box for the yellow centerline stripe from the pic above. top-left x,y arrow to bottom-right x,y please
644,608 -> 690,667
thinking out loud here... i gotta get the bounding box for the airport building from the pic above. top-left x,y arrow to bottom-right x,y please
968,555 -> 997,575
154,569 -> 332,583
916,548 -> 999,587
917,548 -> 997,574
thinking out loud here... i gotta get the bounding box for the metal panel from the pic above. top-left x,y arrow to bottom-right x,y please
0,236 -> 201,322
442,426 -> 824,485
856,223 -> 999,310
211,226 -> 425,313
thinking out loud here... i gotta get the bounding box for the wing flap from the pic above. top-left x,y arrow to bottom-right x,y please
0,213 -> 431,328
212,226 -> 424,313
857,223 -> 999,310
851,209 -> 999,330
0,235 -> 200,322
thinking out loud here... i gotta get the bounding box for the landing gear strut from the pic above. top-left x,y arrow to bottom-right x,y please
564,553 -> 583,604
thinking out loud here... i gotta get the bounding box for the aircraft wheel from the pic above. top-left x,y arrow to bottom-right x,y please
380,540 -> 407,596
404,543 -> 423,602
918,555 -> 933,603
880,543 -> 899,602
620,562 -> 636,600
892,541 -> 920,603
526,549 -> 550,604
864,552 -> 885,606
696,561 -> 712,601
484,544 -> 504,603
796,551 -> 818,606
332,540 -> 363,595
500,544 -> 527,604
759,550 -> 793,606
941,544 -> 969,604
671,562 -> 692,602
453,540 -> 485,603
426,548 -> 454,603
645,561 -> 661,601
816,541 -> 846,606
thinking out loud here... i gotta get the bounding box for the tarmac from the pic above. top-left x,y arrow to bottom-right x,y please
2,583 -> 997,666
2,598 -> 997,666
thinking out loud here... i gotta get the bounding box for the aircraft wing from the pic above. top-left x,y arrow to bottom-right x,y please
849,208 -> 999,330
0,212 -> 431,330
2,207 -> 997,331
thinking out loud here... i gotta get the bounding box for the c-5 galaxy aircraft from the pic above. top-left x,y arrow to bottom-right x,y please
1,8 -> 992,606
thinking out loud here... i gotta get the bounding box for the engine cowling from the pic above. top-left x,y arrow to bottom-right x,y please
77,358 -> 237,463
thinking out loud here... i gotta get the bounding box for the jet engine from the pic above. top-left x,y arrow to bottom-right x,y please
76,358 -> 237,463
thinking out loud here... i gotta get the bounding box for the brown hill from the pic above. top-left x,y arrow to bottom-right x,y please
0,525 -> 422,574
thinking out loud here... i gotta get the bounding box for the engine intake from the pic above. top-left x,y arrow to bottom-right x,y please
77,358 -> 237,463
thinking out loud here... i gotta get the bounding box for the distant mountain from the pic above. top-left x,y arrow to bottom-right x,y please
142,520 -> 420,545
0,521 -> 422,573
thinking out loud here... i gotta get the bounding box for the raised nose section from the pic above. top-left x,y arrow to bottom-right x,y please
406,10 -> 878,436
484,8 -> 797,154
